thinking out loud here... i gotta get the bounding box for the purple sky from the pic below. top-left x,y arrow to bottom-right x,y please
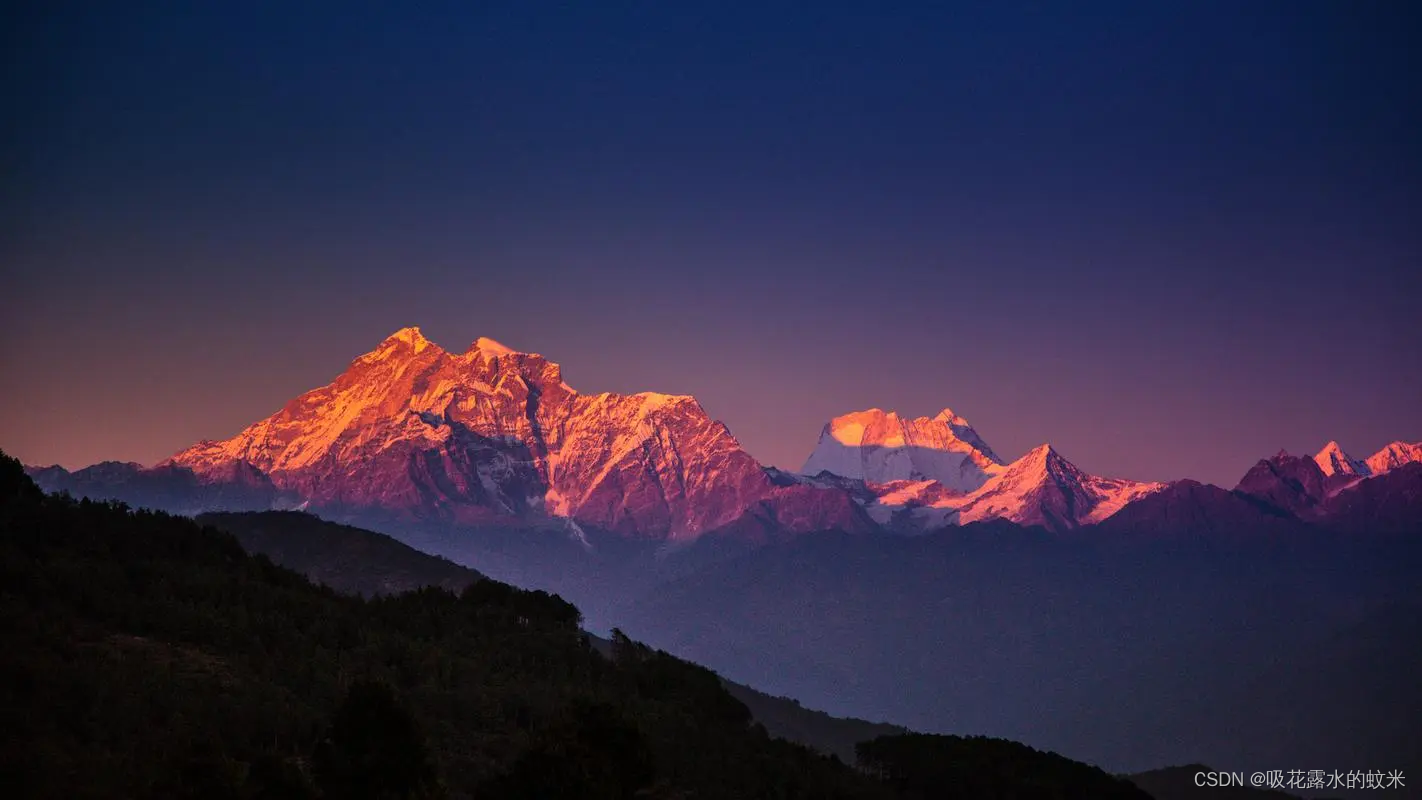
3,2 -> 1419,486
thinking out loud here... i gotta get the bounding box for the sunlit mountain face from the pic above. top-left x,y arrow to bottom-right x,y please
135,328 -> 872,540
802,407 -> 1007,491
30,327 -> 1422,543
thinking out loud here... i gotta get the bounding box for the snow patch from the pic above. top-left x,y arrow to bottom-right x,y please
802,407 -> 1005,493
636,392 -> 693,413
472,336 -> 515,358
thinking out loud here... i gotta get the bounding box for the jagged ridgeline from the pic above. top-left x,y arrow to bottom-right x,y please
0,450 -> 1156,799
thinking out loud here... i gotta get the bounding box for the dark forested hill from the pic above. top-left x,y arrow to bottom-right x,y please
0,453 -> 891,799
200,508 -> 906,764
197,511 -> 484,597
3,450 -> 1155,799
856,733 -> 1153,799
721,682 -> 907,764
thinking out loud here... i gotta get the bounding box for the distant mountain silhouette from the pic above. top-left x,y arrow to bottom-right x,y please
1091,479 -> 1301,538
613,505 -> 1422,778
1235,451 -> 1333,518
198,507 -> 906,764
1319,462 -> 1422,536
29,460 -> 282,515
199,510 -> 485,596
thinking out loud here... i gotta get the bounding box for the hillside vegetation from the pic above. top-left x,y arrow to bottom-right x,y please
1,451 -> 1162,798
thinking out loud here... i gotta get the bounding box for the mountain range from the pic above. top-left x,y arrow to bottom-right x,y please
27,327 -> 1422,542
18,328 -> 1422,793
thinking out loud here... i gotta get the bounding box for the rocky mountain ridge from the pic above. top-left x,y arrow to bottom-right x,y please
24,328 -> 1422,541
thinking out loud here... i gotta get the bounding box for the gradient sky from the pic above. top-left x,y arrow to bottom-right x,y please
3,1 -> 1419,486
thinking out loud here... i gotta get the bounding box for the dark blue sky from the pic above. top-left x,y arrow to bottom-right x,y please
3,1 -> 1419,484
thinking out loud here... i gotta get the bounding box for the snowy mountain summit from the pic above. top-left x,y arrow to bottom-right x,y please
1313,441 -> 1370,478
801,408 -> 1005,493
1364,441 -> 1422,474
164,327 -> 868,540
799,409 -> 1162,532
1310,440 -> 1422,480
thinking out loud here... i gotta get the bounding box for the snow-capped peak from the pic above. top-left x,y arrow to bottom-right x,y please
943,443 -> 1162,531
634,392 -> 697,413
932,407 -> 968,425
1018,442 -> 1061,466
470,336 -> 516,358
163,327 -> 877,541
1313,441 -> 1370,477
801,407 -> 1005,493
358,326 -> 440,364
386,326 -> 430,348
1365,441 -> 1422,475
821,409 -> 897,446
